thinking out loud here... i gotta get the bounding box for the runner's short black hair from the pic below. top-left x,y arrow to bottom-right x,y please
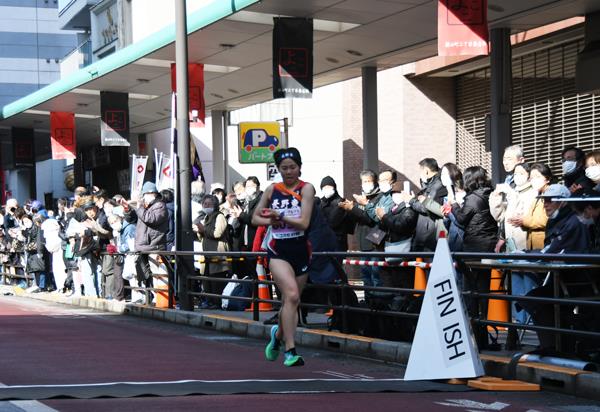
274,147 -> 302,168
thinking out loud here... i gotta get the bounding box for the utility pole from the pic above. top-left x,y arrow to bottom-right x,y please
175,0 -> 193,311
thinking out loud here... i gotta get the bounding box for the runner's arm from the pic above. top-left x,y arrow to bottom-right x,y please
251,184 -> 275,227
281,183 -> 315,231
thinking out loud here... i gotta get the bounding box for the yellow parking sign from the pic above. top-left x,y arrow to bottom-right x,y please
238,122 -> 281,163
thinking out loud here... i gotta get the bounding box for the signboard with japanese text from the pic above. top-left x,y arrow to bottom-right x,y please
238,122 -> 281,164
438,0 -> 488,56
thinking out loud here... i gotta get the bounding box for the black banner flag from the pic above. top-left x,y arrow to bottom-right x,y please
12,127 -> 34,168
273,17 -> 313,99
100,91 -> 130,146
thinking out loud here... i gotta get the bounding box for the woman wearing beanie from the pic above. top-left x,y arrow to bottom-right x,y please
319,176 -> 353,251
252,147 -> 314,367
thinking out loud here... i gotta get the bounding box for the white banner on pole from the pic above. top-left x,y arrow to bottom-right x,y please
157,155 -> 174,191
130,155 -> 148,198
154,148 -> 160,183
404,236 -> 484,381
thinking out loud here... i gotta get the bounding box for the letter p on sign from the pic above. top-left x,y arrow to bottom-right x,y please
251,129 -> 267,146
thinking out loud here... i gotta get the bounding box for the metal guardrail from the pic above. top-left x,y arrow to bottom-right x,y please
3,249 -> 600,358
124,249 -> 600,356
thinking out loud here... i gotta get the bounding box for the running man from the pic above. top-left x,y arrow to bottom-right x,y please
252,147 -> 315,367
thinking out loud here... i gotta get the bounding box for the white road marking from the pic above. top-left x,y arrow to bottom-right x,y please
0,384 -> 58,412
0,378 -> 407,390
315,371 -> 375,379
435,399 -> 510,410
199,336 -> 245,341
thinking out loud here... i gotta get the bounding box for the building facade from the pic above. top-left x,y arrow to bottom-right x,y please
0,0 -> 78,204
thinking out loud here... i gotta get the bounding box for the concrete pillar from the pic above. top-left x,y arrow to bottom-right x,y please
489,28 -> 512,184
211,110 -> 226,185
362,66 -> 379,172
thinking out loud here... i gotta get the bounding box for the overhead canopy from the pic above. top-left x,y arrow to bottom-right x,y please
2,0 -> 600,147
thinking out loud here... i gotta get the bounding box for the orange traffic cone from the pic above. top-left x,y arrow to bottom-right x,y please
247,258 -> 273,312
413,257 -> 427,296
153,255 -> 175,308
487,268 -> 509,331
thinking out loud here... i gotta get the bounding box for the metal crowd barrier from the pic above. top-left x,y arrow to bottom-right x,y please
127,249 -> 600,354
0,251 -> 32,287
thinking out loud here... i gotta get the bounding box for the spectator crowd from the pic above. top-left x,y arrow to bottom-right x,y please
1,145 -> 600,352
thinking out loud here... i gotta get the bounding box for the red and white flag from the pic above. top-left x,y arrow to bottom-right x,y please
130,155 -> 148,197
157,155 -> 174,191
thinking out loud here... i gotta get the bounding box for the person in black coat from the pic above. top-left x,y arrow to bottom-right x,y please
402,158 -> 448,252
450,167 -> 498,253
237,176 -> 262,277
539,184 -> 590,254
562,147 -> 594,196
27,213 -> 50,292
319,176 -> 354,252
570,196 -> 600,253
376,181 -> 418,288
520,185 -> 593,352
448,166 -> 498,348
161,189 -> 175,251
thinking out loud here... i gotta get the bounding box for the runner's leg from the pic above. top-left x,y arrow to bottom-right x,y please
270,259 -> 300,351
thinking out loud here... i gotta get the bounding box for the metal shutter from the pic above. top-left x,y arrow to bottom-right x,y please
456,69 -> 492,172
456,39 -> 600,177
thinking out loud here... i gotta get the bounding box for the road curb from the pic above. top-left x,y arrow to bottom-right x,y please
15,291 -> 600,401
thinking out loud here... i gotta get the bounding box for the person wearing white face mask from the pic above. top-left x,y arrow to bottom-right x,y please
570,199 -> 600,253
338,169 -> 384,295
561,146 -> 593,195
490,163 -> 537,252
375,181 -> 418,288
236,176 -> 263,279
319,176 -> 354,251
538,184 -> 590,254
363,170 -> 396,224
520,163 -> 552,251
584,151 -> 600,193
438,163 -> 466,252
490,163 -> 538,324
121,182 -> 169,303
193,194 -> 231,309
520,185 -> 591,352
107,212 -> 135,301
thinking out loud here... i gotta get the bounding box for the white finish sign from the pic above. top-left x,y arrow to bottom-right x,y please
404,237 -> 484,381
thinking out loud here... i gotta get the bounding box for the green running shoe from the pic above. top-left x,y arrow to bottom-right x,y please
265,325 -> 281,361
283,349 -> 305,367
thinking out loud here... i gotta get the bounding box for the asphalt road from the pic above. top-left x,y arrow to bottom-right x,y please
1,295 -> 599,412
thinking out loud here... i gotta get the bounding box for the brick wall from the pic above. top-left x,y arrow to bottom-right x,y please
341,67 -> 456,265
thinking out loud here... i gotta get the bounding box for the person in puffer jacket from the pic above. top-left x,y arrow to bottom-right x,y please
448,166 -> 498,349
377,181 -> 418,288
122,182 -> 168,302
